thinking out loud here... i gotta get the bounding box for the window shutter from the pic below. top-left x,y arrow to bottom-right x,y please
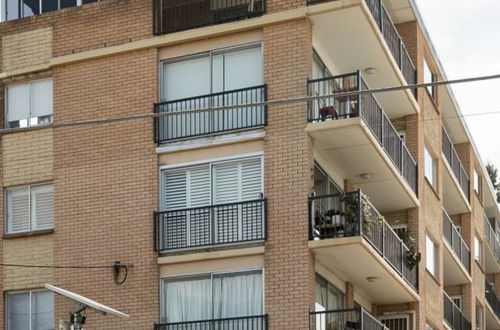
241,158 -> 262,201
163,169 -> 187,211
7,84 -> 30,124
213,162 -> 239,205
7,188 -> 30,233
188,166 -> 210,208
31,80 -> 53,119
31,185 -> 54,231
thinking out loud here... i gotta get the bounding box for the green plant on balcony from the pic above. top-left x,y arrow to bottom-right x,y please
399,228 -> 421,270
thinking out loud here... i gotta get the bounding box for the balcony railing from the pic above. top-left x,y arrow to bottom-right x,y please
444,292 -> 471,330
308,190 -> 418,291
154,85 -> 267,142
307,72 -> 418,195
442,126 -> 470,201
155,315 -> 268,330
310,308 -> 387,330
443,210 -> 470,273
485,280 -> 500,319
306,0 -> 416,89
153,0 -> 266,35
484,216 -> 500,261
154,199 -> 266,252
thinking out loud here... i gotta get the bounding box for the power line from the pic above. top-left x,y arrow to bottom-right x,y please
3,73 -> 500,135
0,263 -> 116,269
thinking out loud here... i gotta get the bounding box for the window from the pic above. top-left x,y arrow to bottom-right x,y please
424,147 -> 437,188
474,236 -> 482,264
6,290 -> 54,330
392,224 -> 408,241
161,270 -> 263,323
380,314 -> 412,330
476,304 -> 483,330
423,59 -> 435,98
312,51 -> 333,80
313,163 -> 342,196
6,79 -> 53,129
474,169 -> 481,196
315,274 -> 344,312
6,184 -> 54,234
1,0 -> 101,21
160,156 -> 263,249
450,295 -> 462,310
426,234 -> 437,276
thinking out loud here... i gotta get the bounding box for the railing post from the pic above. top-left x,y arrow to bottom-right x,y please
356,70 -> 361,117
359,307 -> 364,330
401,237 -> 404,274
308,196 -> 313,240
211,207 -> 216,245
357,189 -> 363,235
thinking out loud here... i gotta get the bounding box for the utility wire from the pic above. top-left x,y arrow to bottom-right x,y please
0,263 -> 117,269
3,73 -> 500,135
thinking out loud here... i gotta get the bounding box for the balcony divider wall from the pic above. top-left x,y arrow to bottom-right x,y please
308,190 -> 418,291
307,71 -> 417,195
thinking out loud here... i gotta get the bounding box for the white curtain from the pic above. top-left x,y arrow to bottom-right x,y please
31,291 -> 54,330
213,271 -> 263,318
7,293 -> 30,330
163,277 -> 211,323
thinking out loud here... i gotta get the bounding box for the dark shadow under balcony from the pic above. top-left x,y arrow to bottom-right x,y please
484,216 -> 500,274
308,191 -> 419,304
154,199 -> 267,252
306,72 -> 418,211
153,0 -> 266,35
310,308 -> 385,330
442,210 -> 471,285
155,314 -> 268,330
154,85 -> 267,143
444,292 -> 471,330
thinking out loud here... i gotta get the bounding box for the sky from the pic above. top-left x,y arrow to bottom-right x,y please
414,0 -> 500,170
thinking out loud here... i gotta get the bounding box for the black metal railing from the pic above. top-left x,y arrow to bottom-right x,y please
442,126 -> 470,201
308,190 -> 418,290
154,85 -> 267,142
484,216 -> 500,261
443,210 -> 470,273
155,314 -> 268,330
306,0 -> 416,90
155,199 -> 267,252
485,280 -> 500,319
444,292 -> 471,330
307,72 -> 417,195
310,308 -> 386,330
153,0 -> 266,35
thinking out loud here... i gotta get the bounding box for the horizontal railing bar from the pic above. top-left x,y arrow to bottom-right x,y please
156,198 -> 266,214
156,314 -> 268,326
307,72 -> 359,83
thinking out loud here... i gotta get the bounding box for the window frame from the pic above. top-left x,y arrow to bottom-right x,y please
5,289 -> 54,330
5,183 -> 54,235
474,235 -> 482,265
425,233 -> 438,277
5,78 -> 53,129
424,146 -> 437,189
1,0 -> 102,22
423,58 -> 436,99
159,268 -> 265,323
474,169 -> 482,198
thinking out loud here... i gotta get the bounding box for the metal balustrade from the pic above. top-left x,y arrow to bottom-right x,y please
153,0 -> 266,35
442,126 -> 471,200
443,292 -> 471,330
310,308 -> 387,330
307,72 -> 417,195
484,216 -> 500,261
306,0 -> 416,89
308,190 -> 418,291
485,280 -> 500,319
155,199 -> 267,252
443,210 -> 470,273
155,314 -> 268,330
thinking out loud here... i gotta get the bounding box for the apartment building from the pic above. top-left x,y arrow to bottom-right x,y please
0,0 -> 499,329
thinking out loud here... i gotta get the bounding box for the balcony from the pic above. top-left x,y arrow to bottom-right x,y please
155,315 -> 268,330
154,199 -> 267,252
485,280 -> 500,328
484,216 -> 500,274
153,0 -> 266,35
154,85 -> 267,143
443,292 -> 471,330
308,0 -> 417,116
442,210 -> 471,285
442,126 -> 471,214
310,308 -> 386,330
308,191 -> 419,304
306,72 -> 418,211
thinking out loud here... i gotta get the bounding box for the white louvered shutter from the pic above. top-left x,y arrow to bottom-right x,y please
241,158 -> 262,201
7,188 -> 30,233
31,185 -> 54,231
188,166 -> 210,207
163,169 -> 187,211
213,162 -> 240,204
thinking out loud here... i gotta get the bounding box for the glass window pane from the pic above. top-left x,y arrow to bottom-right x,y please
6,0 -> 20,20
7,292 -> 30,330
426,235 -> 436,275
31,291 -> 54,330
22,0 -> 39,17
424,147 -> 435,187
163,56 -> 210,101
82,0 -> 98,4
223,46 -> 263,91
41,0 -> 58,13
162,276 -> 211,323
31,80 -> 53,120
7,83 -> 30,127
60,0 -> 76,8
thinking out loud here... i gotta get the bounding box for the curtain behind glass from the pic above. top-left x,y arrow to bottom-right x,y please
31,291 -> 54,330
163,277 -> 211,323
213,271 -> 263,319
7,293 -> 30,330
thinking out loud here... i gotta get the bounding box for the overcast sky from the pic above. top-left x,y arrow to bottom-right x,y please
414,0 -> 500,169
